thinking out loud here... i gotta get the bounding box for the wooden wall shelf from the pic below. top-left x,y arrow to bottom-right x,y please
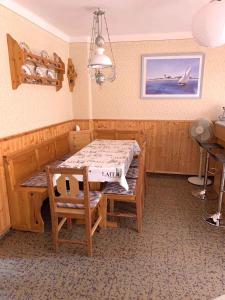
7,34 -> 65,91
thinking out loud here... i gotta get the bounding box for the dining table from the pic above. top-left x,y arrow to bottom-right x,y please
19,139 -> 141,231
57,139 -> 141,190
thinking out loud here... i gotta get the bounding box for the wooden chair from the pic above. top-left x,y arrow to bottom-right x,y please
116,130 -> 139,141
126,141 -> 147,209
116,130 -> 146,147
46,166 -> 106,256
69,130 -> 93,153
102,149 -> 145,232
93,129 -> 116,140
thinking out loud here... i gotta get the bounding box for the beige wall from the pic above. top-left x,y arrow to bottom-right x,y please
0,5 -> 73,138
71,39 -> 225,121
70,42 -> 92,119
2,3 -> 225,135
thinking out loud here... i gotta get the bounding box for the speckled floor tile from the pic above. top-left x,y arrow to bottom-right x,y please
1,174 -> 225,299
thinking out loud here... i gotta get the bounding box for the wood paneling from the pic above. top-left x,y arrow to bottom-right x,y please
0,119 -> 90,236
93,119 -> 199,174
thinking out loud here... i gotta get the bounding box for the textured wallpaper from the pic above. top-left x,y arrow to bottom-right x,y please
71,39 -> 225,121
0,5 -> 73,138
70,42 -> 92,119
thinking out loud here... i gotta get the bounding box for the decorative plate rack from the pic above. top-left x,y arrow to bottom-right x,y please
67,58 -> 77,92
7,34 -> 65,91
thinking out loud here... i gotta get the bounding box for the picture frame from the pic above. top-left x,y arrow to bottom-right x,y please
141,53 -> 204,99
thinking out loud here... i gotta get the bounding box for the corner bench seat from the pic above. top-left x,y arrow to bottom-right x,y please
3,133 -> 73,233
20,153 -> 74,188
21,171 -> 47,188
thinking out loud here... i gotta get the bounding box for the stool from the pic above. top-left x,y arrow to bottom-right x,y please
205,151 -> 225,226
192,142 -> 224,200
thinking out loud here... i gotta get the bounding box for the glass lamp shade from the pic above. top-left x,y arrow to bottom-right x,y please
89,47 -> 112,69
192,0 -> 225,47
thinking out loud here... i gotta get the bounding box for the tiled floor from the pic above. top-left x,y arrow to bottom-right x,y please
1,174 -> 225,299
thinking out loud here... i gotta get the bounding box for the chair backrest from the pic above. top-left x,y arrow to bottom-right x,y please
46,166 -> 91,217
69,130 -> 92,153
116,130 -> 139,141
93,129 -> 145,144
137,131 -> 147,147
93,129 -> 116,140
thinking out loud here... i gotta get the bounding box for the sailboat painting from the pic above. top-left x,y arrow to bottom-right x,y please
141,54 -> 204,99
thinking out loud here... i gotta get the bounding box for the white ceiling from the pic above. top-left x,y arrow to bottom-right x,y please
1,0 -> 209,42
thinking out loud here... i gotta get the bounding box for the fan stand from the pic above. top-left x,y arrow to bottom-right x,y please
188,147 -> 212,186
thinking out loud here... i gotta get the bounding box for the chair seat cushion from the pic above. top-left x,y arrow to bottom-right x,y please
49,153 -> 73,167
21,172 -> 47,188
103,179 -> 136,196
130,158 -> 139,168
126,167 -> 139,179
57,191 -> 102,209
20,153 -> 75,188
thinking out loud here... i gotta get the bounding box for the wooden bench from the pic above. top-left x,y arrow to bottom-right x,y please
3,133 -> 71,233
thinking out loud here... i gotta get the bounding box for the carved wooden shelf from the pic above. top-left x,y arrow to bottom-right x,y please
7,34 -> 65,91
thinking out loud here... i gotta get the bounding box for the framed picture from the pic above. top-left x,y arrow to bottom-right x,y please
141,53 -> 204,99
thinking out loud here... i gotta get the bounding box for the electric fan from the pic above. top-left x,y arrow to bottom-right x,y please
188,118 -> 214,186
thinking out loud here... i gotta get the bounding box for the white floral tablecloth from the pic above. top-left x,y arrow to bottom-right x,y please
58,139 -> 140,190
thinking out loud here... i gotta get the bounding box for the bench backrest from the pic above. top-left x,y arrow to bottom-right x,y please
3,133 -> 69,189
116,130 -> 140,141
55,134 -> 70,159
36,140 -> 56,170
5,148 -> 38,188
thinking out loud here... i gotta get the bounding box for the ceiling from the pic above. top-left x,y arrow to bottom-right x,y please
1,0 -> 209,42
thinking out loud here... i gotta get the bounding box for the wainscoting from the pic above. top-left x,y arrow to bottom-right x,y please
0,118 -> 199,236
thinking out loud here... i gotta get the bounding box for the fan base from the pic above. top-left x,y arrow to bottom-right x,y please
188,176 -> 212,186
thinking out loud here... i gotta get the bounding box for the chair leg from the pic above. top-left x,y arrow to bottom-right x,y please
110,199 -> 115,213
86,236 -> 93,257
85,222 -> 93,257
67,218 -> 72,230
52,216 -> 59,251
99,196 -> 107,229
142,184 -> 145,211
